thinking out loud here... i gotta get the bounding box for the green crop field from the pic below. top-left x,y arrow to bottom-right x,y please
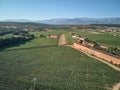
65,30 -> 120,47
78,30 -> 120,47
0,30 -> 120,90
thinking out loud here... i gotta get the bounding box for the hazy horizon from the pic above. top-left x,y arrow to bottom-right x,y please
1,17 -> 120,21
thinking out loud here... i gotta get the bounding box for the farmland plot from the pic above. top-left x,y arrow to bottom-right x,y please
0,47 -> 120,90
0,31 -> 120,90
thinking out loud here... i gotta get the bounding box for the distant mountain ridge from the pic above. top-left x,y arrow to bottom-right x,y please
39,18 -> 120,25
1,18 -> 120,25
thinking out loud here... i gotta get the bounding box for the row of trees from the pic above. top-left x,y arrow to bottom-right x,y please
0,31 -> 35,48
12,31 -> 28,36
78,37 -> 120,56
0,30 -> 13,36
12,30 -> 35,38
90,41 -> 120,56
92,42 -> 120,56
0,36 -> 34,48
107,47 -> 120,56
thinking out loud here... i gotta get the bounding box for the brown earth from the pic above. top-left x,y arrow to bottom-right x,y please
58,34 -> 67,45
68,45 -> 120,90
112,83 -> 120,90
68,45 -> 120,72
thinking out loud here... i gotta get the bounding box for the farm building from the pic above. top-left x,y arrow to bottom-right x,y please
49,35 -> 58,39
72,35 -> 80,39
78,36 -> 88,41
72,35 -> 88,41
100,45 -> 109,49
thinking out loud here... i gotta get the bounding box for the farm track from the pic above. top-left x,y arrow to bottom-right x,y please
112,83 -> 120,90
68,45 -> 120,90
59,33 -> 120,90
58,33 -> 120,72
58,34 -> 67,45
68,45 -> 120,72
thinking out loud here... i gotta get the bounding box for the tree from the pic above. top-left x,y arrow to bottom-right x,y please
108,47 -> 120,56
40,34 -> 46,38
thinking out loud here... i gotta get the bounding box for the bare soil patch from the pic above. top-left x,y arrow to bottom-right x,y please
112,83 -> 120,90
89,31 -> 101,34
58,34 -> 67,45
68,45 -> 120,72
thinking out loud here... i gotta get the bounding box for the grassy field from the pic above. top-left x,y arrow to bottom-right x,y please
65,30 -> 120,47
78,30 -> 120,47
0,30 -> 120,90
0,34 -> 13,39
5,38 -> 58,50
1,29 -> 119,47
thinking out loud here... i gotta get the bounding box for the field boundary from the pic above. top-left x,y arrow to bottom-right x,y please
68,45 -> 120,90
2,45 -> 57,52
62,33 -> 120,71
67,45 -> 120,72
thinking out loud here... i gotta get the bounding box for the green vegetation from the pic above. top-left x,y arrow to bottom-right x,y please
65,30 -> 120,47
5,38 -> 57,51
0,30 -> 120,90
108,47 -> 120,56
65,32 -> 78,44
0,22 -> 120,90
0,46 -> 120,90
87,33 -> 120,48
0,34 -> 13,39
0,31 -> 35,51
65,30 -> 120,56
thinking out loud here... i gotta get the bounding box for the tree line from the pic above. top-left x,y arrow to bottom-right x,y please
0,37 -> 34,48
0,31 -> 35,49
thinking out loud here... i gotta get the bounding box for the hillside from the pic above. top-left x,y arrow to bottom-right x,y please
1,18 -> 120,25
39,18 -> 120,25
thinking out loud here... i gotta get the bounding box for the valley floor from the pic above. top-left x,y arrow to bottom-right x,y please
0,31 -> 120,90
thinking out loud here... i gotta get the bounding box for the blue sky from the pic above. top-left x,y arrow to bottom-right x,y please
0,0 -> 120,20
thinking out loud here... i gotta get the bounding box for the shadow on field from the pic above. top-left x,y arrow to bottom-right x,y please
1,45 -> 58,52
0,40 -> 32,51
0,43 -> 24,51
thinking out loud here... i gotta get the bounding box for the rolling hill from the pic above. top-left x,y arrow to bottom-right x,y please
39,18 -> 120,25
1,18 -> 120,25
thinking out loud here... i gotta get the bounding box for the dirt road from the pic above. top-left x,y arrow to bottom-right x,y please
68,45 -> 120,72
58,34 -> 67,45
112,83 -> 120,90
58,34 -> 120,71
68,45 -> 120,90
58,34 -> 120,90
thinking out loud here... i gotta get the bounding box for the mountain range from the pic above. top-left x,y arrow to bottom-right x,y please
1,18 -> 120,25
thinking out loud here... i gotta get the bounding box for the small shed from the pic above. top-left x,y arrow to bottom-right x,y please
49,35 -> 58,39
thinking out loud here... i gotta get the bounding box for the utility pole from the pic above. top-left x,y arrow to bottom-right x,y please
33,78 -> 36,90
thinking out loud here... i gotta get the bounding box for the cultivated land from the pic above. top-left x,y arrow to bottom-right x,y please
0,30 -> 120,90
65,30 -> 120,47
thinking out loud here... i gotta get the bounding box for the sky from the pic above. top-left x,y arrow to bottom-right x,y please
0,0 -> 120,20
